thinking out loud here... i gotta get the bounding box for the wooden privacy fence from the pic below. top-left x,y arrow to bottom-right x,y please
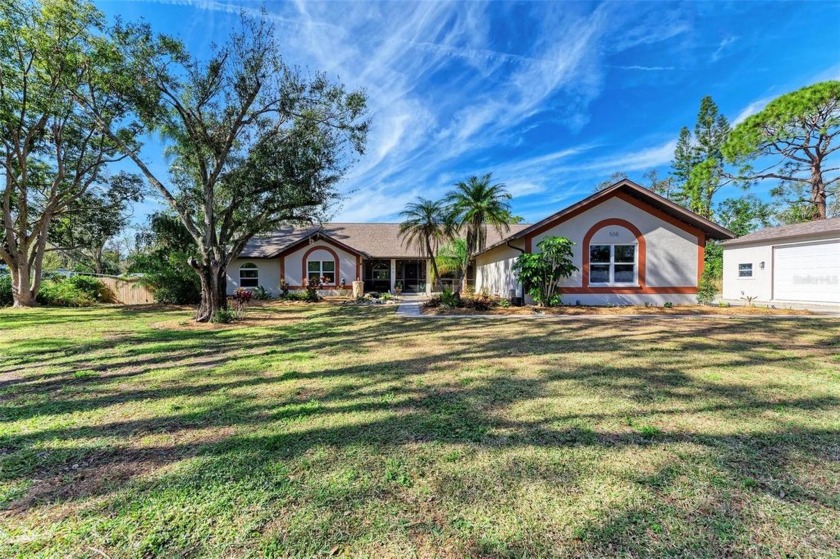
96,276 -> 156,305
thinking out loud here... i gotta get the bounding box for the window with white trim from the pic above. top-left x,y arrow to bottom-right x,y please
308,259 -> 335,284
239,262 -> 259,288
738,263 -> 753,278
589,244 -> 637,285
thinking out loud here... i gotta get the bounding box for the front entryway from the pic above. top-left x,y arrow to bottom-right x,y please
397,259 -> 426,293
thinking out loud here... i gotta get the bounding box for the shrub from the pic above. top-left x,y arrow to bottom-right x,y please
228,288 -> 252,320
305,278 -> 321,303
279,276 -> 289,298
511,236 -> 576,307
459,293 -> 498,311
663,302 -> 674,309
0,273 -> 11,307
37,275 -> 107,307
440,289 -> 459,308
211,309 -> 236,323
697,268 -> 719,305
424,290 -> 500,311
251,285 -> 271,300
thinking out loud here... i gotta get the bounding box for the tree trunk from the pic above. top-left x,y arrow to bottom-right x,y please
812,166 -> 827,220
425,239 -> 444,292
193,260 -> 228,322
11,259 -> 37,307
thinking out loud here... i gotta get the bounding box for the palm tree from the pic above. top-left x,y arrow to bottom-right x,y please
445,173 -> 513,291
399,197 -> 450,292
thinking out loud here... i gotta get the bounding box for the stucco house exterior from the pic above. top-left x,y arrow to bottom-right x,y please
227,179 -> 734,304
722,218 -> 840,305
227,222 -> 528,296
475,180 -> 734,305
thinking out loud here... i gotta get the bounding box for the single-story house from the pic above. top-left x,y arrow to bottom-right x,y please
228,179 -> 734,304
229,222 -> 529,296
474,180 -> 734,305
722,217 -> 840,305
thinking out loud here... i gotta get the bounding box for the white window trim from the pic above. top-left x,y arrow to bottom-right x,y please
738,262 -> 754,279
307,259 -> 336,285
589,243 -> 639,286
239,262 -> 259,288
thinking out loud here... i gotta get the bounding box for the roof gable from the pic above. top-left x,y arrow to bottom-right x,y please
479,179 -> 735,254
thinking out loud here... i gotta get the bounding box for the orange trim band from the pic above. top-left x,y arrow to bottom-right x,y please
563,286 -> 698,295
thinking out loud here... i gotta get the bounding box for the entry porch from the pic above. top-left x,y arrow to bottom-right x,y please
362,258 -> 433,295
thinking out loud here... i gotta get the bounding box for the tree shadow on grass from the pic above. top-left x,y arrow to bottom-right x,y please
1,305 -> 839,556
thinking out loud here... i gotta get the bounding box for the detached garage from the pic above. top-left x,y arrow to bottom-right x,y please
722,218 -> 840,305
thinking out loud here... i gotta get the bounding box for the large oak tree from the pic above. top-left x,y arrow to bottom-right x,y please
85,13 -> 369,321
0,0 -> 131,306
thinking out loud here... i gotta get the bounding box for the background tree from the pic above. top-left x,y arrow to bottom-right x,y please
671,96 -> 731,218
48,172 -> 143,274
445,173 -> 513,291
399,198 -> 450,292
594,171 -> 628,191
0,0 -> 129,306
716,195 -> 775,237
129,212 -> 201,304
594,170 -> 675,197
85,13 -> 368,321
511,236 -> 577,307
724,81 -> 840,220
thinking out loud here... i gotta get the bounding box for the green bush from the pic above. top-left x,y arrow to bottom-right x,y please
251,285 -> 271,300
697,269 -> 719,305
0,273 -> 11,307
211,309 -> 236,323
37,275 -> 106,307
440,289 -> 458,308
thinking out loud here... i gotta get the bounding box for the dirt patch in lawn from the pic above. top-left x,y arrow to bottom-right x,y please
423,305 -> 814,316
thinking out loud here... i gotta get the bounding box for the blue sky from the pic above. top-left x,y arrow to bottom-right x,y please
97,0 -> 840,226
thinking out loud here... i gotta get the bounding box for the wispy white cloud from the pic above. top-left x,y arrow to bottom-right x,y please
612,65 -> 676,71
711,36 -> 738,63
128,0 -> 692,223
733,97 -> 770,124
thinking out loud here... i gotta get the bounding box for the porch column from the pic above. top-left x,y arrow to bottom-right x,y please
426,259 -> 432,294
390,258 -> 396,293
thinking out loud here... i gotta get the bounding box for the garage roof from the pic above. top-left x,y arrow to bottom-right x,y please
723,218 -> 840,247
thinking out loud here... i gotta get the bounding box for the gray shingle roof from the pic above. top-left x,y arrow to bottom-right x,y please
240,223 -> 531,259
723,218 -> 840,246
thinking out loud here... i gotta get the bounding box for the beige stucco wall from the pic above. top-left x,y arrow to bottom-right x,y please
283,240 -> 358,287
475,239 -> 525,296
475,196 -> 702,305
227,257 -> 282,295
531,196 -> 700,288
227,240 -> 358,295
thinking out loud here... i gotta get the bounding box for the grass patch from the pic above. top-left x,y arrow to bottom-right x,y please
0,303 -> 838,557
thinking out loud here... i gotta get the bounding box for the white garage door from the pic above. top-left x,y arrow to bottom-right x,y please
773,240 -> 840,303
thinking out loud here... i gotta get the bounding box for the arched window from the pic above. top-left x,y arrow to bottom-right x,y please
239,262 -> 259,288
307,258 -> 336,284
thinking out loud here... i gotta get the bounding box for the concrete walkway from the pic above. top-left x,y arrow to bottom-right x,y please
394,294 -> 427,317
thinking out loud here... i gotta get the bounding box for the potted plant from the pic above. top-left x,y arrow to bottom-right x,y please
394,281 -> 402,296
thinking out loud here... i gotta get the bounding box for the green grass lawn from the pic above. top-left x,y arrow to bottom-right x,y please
1,303 -> 839,558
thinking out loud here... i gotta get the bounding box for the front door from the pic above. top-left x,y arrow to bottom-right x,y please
397,260 -> 425,292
